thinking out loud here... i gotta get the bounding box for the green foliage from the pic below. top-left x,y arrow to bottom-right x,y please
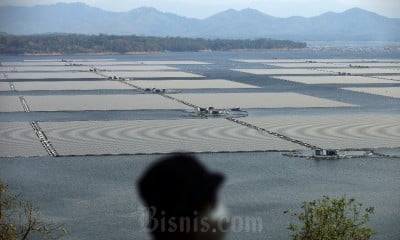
285,196 -> 375,240
0,34 -> 306,54
0,182 -> 67,240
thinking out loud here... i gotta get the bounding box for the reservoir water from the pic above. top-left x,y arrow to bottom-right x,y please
1,49 -> 399,239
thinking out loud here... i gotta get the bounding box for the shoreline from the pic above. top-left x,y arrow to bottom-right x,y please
1,48 -> 309,56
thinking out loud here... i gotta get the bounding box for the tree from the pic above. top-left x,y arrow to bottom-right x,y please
285,196 -> 375,240
0,34 -> 306,54
0,182 -> 67,240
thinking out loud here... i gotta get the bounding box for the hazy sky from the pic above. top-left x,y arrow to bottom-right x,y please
1,0 -> 400,18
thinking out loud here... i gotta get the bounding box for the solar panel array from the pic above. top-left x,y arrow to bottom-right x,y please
0,58 -> 399,157
0,122 -> 48,157
40,119 -> 304,155
172,93 -> 355,109
24,95 -> 190,111
245,115 -> 400,149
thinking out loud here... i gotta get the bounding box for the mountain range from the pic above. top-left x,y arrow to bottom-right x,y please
1,2 -> 399,41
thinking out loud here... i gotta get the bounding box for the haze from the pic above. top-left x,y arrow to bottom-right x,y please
1,0 -> 400,19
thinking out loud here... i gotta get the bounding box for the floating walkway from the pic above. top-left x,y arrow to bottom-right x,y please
17,95 -> 59,157
225,117 -> 319,150
30,121 -> 58,157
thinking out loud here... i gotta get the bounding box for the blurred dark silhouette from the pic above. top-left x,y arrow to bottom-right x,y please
137,153 -> 228,240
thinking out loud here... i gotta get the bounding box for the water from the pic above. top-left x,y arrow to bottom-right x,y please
1,49 -> 400,239
0,153 -> 399,240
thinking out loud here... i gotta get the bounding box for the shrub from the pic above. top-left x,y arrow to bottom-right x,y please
285,196 -> 375,240
0,182 -> 67,240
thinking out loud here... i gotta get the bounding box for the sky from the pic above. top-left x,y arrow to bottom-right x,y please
1,0 -> 399,19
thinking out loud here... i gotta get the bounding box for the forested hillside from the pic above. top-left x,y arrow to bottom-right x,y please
0,34 -> 306,55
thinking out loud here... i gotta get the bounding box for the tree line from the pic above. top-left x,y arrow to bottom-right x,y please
0,34 -> 306,54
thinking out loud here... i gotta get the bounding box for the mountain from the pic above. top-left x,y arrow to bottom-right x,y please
1,3 -> 399,41
200,8 -> 281,38
200,7 -> 400,40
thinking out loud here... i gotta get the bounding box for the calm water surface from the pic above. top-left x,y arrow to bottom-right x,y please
0,153 -> 399,240
0,50 -> 399,239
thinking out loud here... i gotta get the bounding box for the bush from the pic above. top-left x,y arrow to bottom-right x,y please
285,196 -> 375,240
0,182 -> 67,240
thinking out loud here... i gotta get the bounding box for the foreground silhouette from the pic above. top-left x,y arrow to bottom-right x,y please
137,153 -> 229,240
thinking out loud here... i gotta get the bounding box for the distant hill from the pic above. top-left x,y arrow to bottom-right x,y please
1,3 -> 399,41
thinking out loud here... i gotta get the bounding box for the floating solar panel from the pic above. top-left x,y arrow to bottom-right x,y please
4,72 -> 102,80
104,71 -> 203,78
319,68 -> 400,75
75,61 -> 209,65
24,94 -> 190,111
265,63 -> 344,68
245,114 -> 400,149
0,122 -> 48,157
344,63 -> 400,68
172,92 -> 355,109
0,96 -> 23,112
370,75 -> 400,81
234,59 -> 400,63
129,79 -> 259,89
233,59 -> 308,63
40,119 -> 304,156
0,66 -> 90,72
342,87 -> 400,99
2,61 -> 67,66
0,82 -> 12,91
232,69 -> 332,75
91,65 -> 178,71
14,81 -> 133,91
273,76 -> 397,84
